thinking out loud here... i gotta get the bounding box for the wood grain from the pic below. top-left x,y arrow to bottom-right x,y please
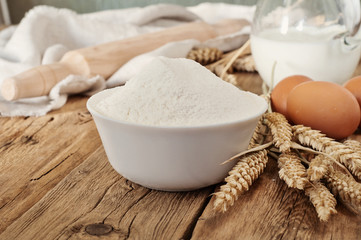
0,146 -> 214,239
0,96 -> 101,233
233,72 -> 264,95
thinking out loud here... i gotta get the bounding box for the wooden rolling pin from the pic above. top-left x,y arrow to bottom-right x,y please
1,19 -> 248,101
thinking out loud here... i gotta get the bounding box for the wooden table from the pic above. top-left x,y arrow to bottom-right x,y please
1,67 -> 361,240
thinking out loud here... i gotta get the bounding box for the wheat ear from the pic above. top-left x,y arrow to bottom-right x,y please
292,125 -> 361,179
264,112 -> 292,153
210,65 -> 238,85
307,154 -> 331,181
305,181 -> 337,222
213,149 -> 268,213
187,47 -> 223,65
325,168 -> 361,214
232,55 -> 257,72
343,139 -> 361,152
278,151 -> 308,190
249,117 -> 265,149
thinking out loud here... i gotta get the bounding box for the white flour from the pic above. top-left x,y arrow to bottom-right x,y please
94,57 -> 262,127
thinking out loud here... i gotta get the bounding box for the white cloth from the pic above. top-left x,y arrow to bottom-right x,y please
0,3 -> 255,116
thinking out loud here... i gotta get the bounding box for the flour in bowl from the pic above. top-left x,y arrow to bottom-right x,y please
94,56 -> 265,127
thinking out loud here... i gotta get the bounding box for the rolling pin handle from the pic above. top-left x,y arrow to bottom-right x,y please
1,63 -> 73,101
1,78 -> 19,101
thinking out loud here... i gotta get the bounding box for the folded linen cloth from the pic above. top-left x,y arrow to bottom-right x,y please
0,3 -> 255,117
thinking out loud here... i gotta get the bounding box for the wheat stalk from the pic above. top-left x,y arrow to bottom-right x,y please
220,39 -> 251,79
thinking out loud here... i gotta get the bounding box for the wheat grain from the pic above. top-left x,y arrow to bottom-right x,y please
278,152 -> 308,190
214,149 -> 268,213
305,181 -> 337,222
264,112 -> 292,152
293,125 -> 361,179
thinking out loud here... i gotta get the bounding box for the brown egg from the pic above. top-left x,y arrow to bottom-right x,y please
343,75 -> 361,126
287,81 -> 360,140
271,75 -> 312,120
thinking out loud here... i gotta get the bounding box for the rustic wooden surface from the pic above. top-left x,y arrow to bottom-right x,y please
1,66 -> 361,240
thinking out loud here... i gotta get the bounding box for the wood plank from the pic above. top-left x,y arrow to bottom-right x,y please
190,157 -> 361,240
233,72 -> 264,95
0,146 -> 213,240
0,96 -> 102,233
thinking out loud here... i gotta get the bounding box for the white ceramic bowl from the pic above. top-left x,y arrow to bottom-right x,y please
87,90 -> 267,191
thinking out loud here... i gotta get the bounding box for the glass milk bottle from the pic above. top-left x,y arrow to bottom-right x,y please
251,0 -> 361,88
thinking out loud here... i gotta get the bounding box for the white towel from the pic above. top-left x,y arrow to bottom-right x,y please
0,3 -> 255,116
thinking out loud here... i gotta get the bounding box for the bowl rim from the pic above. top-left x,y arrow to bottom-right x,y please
86,89 -> 268,130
